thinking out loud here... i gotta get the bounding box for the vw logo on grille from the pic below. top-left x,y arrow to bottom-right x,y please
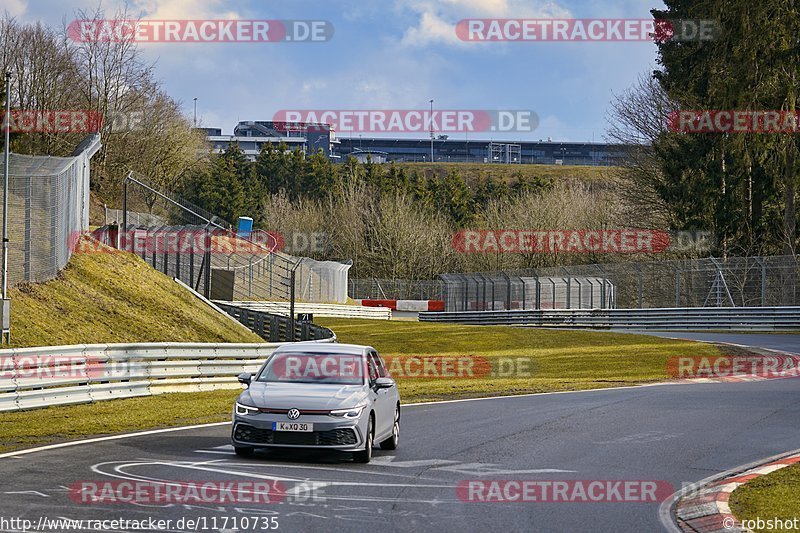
287,408 -> 301,420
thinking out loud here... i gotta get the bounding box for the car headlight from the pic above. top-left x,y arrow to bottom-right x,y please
235,402 -> 259,416
329,404 -> 366,419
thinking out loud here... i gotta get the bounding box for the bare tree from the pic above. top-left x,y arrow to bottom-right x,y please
606,71 -> 676,227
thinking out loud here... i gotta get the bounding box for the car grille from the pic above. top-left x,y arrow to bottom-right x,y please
234,424 -> 358,446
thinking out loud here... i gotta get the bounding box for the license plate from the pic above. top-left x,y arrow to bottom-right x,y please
273,422 -> 313,432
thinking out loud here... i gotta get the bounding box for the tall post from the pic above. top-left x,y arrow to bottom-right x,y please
1,72 -> 11,344
289,268 -> 297,341
429,99 -> 434,162
121,173 -> 129,251
203,227 -> 212,299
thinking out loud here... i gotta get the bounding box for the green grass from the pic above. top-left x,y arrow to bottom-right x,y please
0,390 -> 239,453
316,318 -> 729,402
729,463 -> 800,532
8,240 -> 263,347
395,162 -> 620,184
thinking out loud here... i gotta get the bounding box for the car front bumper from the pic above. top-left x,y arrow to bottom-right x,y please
231,413 -> 367,451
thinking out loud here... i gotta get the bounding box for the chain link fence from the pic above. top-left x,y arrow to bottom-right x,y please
96,172 -> 351,304
103,207 -> 165,227
348,278 -> 444,301
439,256 -> 800,311
0,135 -> 99,286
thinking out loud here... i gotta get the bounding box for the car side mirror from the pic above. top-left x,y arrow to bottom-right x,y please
374,377 -> 395,390
238,372 -> 252,386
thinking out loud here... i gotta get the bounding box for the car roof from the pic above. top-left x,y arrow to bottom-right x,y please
272,343 -> 374,356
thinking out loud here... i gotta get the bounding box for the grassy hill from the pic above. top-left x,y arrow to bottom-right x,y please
8,239 -> 262,347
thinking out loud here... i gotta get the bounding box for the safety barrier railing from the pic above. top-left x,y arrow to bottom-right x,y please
0,339 -> 335,413
221,301 -> 391,320
419,307 -> 800,331
214,302 -> 336,342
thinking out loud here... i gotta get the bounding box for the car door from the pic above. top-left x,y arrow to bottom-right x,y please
374,351 -> 399,405
368,351 -> 393,438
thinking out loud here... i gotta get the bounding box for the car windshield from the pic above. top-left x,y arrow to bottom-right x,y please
257,353 -> 365,385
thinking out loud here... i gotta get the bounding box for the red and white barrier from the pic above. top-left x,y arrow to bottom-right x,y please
356,299 -> 445,312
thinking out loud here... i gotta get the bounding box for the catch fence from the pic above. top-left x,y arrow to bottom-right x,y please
0,134 -> 99,286
103,172 -> 351,304
440,256 -> 800,312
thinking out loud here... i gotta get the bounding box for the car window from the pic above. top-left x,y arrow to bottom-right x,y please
367,353 -> 380,381
371,351 -> 388,378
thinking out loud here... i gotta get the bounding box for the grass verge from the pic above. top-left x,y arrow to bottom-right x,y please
729,463 -> 800,532
317,318 -> 731,401
8,241 -> 262,347
1,319 -> 738,453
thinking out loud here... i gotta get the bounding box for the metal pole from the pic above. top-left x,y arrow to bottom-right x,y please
1,72 -> 10,343
203,227 -> 211,299
289,267 -> 297,341
121,172 -> 129,251
2,72 -> 10,299
429,99 -> 434,162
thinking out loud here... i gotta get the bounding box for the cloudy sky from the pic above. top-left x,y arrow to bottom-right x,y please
3,0 -> 664,142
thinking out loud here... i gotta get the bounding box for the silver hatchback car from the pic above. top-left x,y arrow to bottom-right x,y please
231,343 -> 400,463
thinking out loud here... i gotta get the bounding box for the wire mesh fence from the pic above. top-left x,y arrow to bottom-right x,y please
348,278 -> 444,301
103,207 -> 165,227
97,172 -> 351,304
439,256 -> 800,312
0,135 -> 99,286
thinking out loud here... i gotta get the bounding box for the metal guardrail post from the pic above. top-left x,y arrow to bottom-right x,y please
561,268 -> 571,310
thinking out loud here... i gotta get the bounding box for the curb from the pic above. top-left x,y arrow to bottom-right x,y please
672,450 -> 800,532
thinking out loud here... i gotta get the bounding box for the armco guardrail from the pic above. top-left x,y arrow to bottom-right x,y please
419,307 -> 800,331
0,340 -> 335,413
215,302 -> 336,342
221,301 -> 391,320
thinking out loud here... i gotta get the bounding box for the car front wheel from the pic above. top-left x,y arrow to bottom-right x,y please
353,415 -> 374,463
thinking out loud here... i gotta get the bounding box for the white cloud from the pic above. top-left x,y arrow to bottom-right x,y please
1,0 -> 28,17
397,0 -> 572,47
129,0 -> 240,20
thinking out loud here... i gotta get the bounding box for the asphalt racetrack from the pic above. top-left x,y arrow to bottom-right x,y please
1,332 -> 799,533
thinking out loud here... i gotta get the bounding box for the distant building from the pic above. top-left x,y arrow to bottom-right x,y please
203,121 -> 340,162
335,137 -> 628,166
351,149 -> 389,164
204,122 -> 630,166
